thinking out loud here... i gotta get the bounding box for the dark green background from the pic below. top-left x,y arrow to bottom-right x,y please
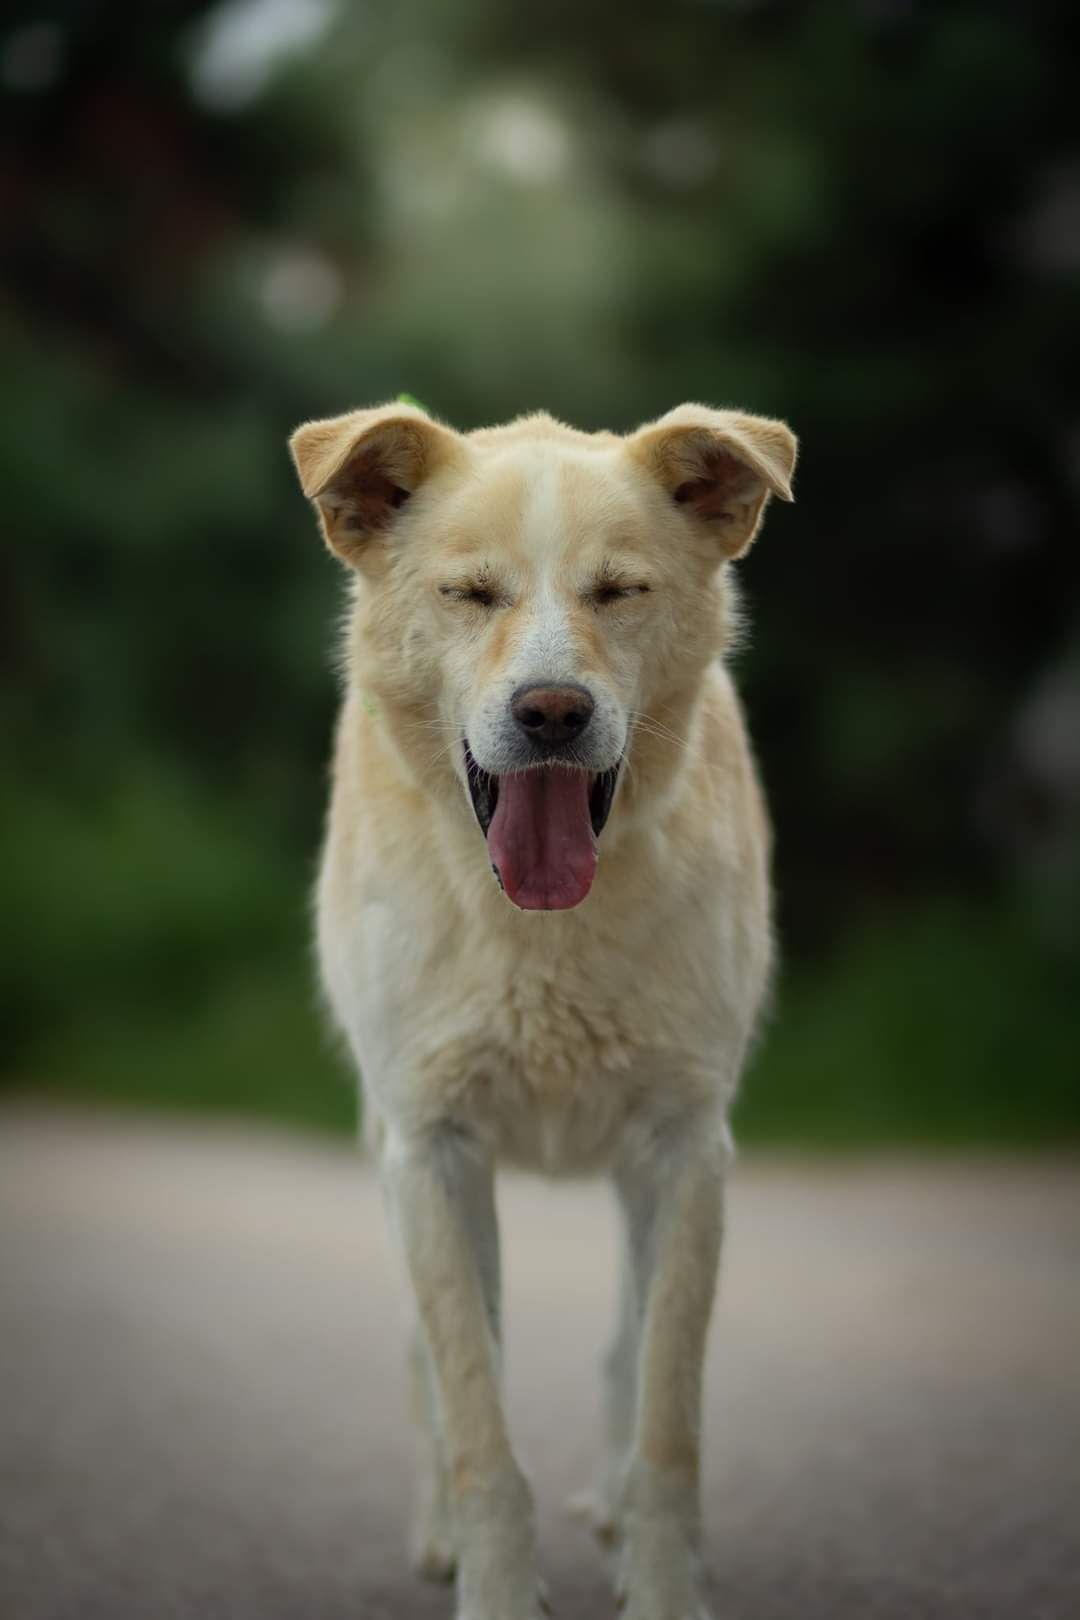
3,0 -> 1078,1145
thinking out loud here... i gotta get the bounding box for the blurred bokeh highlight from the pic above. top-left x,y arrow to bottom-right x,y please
3,0 -> 1078,1145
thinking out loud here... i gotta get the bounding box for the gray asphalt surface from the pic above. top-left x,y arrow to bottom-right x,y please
1,1108 -> 1078,1620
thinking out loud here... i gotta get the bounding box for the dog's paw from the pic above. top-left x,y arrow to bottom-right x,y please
411,1496 -> 457,1582
458,1587 -> 549,1620
613,1461 -> 712,1619
453,1464 -> 546,1619
456,1568 -> 550,1620
411,1529 -> 457,1583
617,1603 -> 712,1620
615,1555 -> 712,1620
615,1521 -> 709,1619
615,1569 -> 712,1620
566,1485 -> 618,1547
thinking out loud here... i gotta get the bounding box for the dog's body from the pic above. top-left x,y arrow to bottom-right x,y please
291,402 -> 796,1620
318,654 -> 769,1176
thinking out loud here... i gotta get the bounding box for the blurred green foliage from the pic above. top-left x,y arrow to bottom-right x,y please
2,0 -> 1078,1144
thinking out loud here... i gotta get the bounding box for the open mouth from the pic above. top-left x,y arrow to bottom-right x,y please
464,745 -> 620,911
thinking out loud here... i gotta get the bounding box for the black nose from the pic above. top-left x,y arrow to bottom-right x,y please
511,683 -> 595,746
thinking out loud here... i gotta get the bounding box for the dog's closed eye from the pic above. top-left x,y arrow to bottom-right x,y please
590,581 -> 651,606
439,583 -> 500,607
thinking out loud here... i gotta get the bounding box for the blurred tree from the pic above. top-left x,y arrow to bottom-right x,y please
1,0 -> 1077,1140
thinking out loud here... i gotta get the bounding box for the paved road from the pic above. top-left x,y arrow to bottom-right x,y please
1,1108 -> 1079,1620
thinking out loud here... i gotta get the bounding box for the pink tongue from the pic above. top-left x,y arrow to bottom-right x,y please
487,768 -> 597,911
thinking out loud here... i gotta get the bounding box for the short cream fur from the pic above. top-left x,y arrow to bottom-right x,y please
290,400 -> 797,1620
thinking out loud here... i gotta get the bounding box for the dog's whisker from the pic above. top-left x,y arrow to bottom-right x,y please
629,717 -> 708,767
627,709 -> 696,749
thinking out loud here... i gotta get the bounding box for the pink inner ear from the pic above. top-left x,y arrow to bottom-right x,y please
334,448 -> 411,533
673,476 -> 734,523
672,446 -> 759,524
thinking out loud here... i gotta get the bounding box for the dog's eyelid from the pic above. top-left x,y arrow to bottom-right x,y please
590,580 -> 652,604
438,582 -> 503,607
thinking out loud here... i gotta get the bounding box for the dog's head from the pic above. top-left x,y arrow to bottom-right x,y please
290,402 -> 796,912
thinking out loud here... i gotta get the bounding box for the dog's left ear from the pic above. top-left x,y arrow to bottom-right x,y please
289,402 -> 463,567
626,404 -> 798,559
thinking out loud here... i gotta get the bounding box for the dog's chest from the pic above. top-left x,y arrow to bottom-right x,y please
453,976 -> 654,1171
500,956 -> 637,1089
327,853 -> 754,1172
414,936 -> 725,1172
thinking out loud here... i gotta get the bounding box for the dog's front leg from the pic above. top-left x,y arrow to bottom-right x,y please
382,1125 -> 543,1620
614,1113 -> 726,1620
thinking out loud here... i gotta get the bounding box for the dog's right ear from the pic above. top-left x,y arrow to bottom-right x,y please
289,403 -> 462,567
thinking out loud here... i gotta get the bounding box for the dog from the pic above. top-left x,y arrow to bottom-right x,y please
289,399 -> 797,1620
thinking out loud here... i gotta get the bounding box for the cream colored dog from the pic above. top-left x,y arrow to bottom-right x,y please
289,399 -> 797,1620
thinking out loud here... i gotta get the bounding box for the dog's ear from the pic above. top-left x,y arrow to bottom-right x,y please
626,404 -> 797,559
289,402 -> 462,566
